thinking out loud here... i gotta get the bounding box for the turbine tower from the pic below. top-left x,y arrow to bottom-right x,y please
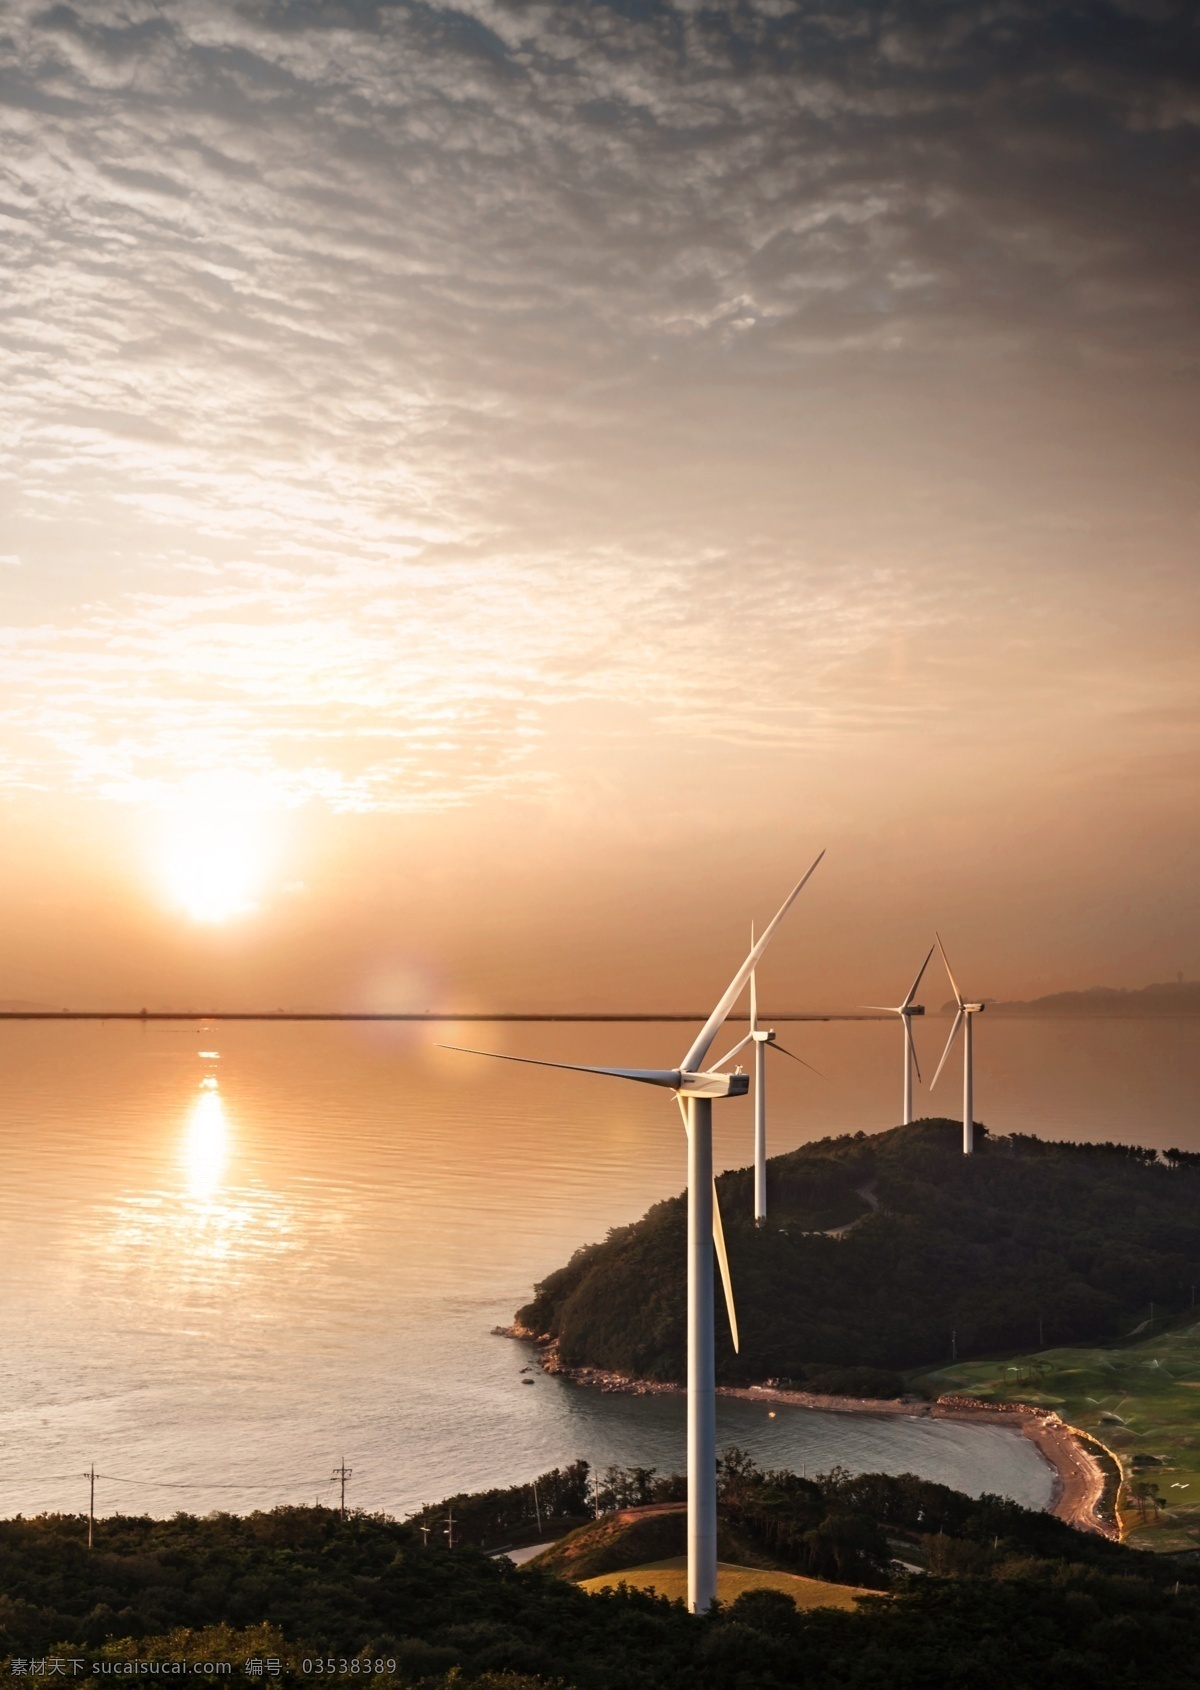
860,943 -> 935,1125
929,933 -> 985,1155
441,851 -> 824,1612
751,956 -> 770,1223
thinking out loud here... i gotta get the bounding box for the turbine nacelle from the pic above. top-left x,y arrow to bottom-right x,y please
679,1069 -> 750,1098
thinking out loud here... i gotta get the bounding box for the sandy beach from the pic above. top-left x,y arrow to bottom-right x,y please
721,1384 -> 1119,1539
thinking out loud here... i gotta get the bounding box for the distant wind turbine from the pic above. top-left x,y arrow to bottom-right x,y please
440,851 -> 824,1613
929,933 -> 986,1155
712,924 -> 825,1226
860,943 -> 935,1126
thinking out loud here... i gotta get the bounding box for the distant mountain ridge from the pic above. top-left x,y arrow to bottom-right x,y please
975,980 -> 1200,1016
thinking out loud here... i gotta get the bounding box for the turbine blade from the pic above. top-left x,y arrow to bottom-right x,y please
928,1010 -> 963,1091
905,1015 -> 922,1085
769,1041 -> 827,1079
676,1097 -> 739,1352
710,1030 -> 754,1072
749,923 -> 757,1034
858,1005 -> 901,1014
680,850 -> 825,1074
902,943 -> 937,1010
438,1045 -> 681,1089
712,1180 -> 739,1354
935,931 -> 965,1010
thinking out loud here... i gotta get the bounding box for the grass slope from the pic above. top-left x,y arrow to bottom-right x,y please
518,1120 -> 1200,1382
530,1503 -> 779,1582
531,1508 -> 688,1579
579,1557 -> 869,1610
915,1319 -> 1200,1552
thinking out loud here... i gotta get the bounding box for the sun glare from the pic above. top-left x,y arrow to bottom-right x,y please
156,803 -> 273,923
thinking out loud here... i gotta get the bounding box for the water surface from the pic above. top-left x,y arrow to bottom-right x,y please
3,1016 -> 1195,1519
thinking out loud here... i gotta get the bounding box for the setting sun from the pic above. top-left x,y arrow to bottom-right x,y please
156,805 -> 273,924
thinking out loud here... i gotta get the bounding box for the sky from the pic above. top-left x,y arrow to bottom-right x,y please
1,0 -> 1198,1012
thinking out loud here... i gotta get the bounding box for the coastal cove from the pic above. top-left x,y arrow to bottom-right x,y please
508,1340 -> 1098,1534
519,1372 -> 1058,1514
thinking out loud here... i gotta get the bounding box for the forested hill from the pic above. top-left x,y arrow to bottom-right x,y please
516,1121 -> 1200,1385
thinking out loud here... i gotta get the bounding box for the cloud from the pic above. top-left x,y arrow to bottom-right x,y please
0,0 -> 1197,809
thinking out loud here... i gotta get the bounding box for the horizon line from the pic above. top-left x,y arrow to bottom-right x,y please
0,1010 -> 893,1023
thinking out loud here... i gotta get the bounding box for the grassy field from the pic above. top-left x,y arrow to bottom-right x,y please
578,1557 -> 872,1610
913,1318 -> 1200,1552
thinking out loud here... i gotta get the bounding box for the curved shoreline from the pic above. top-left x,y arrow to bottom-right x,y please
723,1384 -> 1119,1540
510,1336 -> 1118,1540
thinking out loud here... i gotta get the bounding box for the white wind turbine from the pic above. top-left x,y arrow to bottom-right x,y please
441,851 -> 824,1613
860,943 -> 935,1126
719,926 -> 824,1225
928,932 -> 986,1155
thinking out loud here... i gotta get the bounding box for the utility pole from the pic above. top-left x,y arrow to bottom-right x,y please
444,1509 -> 456,1549
951,1330 -> 957,1362
330,1459 -> 352,1520
86,1464 -> 95,1550
419,1523 -> 430,1548
531,1481 -> 541,1534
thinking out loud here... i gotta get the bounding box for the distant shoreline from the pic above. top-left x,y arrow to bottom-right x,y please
3,1000 -> 1198,1022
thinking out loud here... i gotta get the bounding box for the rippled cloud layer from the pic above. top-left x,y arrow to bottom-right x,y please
1,0 -> 1197,808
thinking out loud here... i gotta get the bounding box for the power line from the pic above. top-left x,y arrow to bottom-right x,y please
3,1470 -> 348,1495
91,1472 -> 320,1491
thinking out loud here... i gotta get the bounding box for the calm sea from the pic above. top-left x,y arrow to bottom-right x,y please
3,1016 -> 1197,1521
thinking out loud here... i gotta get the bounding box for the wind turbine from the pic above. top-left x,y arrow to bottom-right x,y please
860,943 -> 935,1126
719,926 -> 824,1225
928,933 -> 985,1155
441,850 -> 824,1613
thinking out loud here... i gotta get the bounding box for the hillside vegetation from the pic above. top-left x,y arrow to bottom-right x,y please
517,1120 -> 1200,1382
3,1463 -> 1199,1688
530,1453 -> 1151,1593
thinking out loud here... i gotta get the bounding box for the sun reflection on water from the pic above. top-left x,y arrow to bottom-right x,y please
185,1082 -> 228,1199
94,1068 -> 306,1287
